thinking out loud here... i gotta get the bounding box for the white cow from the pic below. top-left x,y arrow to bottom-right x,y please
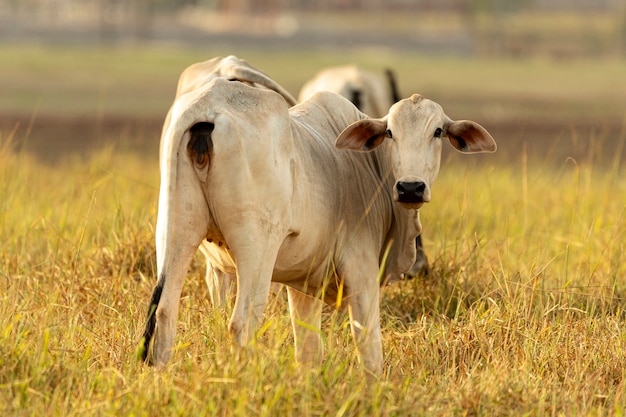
298,65 -> 399,118
161,55 -> 297,307
141,78 -> 496,376
299,65 -> 431,277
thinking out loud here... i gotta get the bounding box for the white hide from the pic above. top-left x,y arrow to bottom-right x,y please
144,78 -> 496,376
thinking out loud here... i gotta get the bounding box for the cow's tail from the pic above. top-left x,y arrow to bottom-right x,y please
384,68 -> 401,103
139,109 -> 190,364
227,66 -> 298,106
140,275 -> 164,363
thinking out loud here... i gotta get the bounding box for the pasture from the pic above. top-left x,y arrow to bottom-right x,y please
1,44 -> 626,415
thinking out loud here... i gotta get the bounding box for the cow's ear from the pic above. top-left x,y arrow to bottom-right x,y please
336,119 -> 388,152
446,120 -> 497,154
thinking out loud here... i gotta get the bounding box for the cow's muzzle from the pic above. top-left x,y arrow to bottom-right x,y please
396,181 -> 429,208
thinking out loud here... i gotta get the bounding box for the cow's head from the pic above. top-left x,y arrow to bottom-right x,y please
335,94 -> 496,209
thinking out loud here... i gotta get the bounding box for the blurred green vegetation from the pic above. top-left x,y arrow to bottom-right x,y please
0,44 -> 624,125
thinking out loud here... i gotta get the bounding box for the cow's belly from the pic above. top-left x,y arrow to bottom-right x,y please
200,223 -> 343,297
270,232 -> 337,288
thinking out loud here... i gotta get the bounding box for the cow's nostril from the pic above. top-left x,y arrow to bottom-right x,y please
396,181 -> 426,203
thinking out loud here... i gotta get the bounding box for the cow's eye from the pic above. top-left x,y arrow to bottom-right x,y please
386,129 -> 393,138
434,127 -> 443,139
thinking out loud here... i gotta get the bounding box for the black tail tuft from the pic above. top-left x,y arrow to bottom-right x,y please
384,68 -> 401,103
140,275 -> 164,364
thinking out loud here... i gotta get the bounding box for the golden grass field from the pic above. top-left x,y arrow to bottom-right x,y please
1,44 -> 626,415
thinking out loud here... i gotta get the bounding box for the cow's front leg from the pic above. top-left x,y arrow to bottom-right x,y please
287,287 -> 323,366
206,266 -> 236,307
347,288 -> 382,377
406,234 -> 430,278
199,242 -> 236,307
342,257 -> 383,377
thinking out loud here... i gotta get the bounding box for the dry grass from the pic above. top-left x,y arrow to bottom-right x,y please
2,114 -> 626,415
1,44 -> 626,415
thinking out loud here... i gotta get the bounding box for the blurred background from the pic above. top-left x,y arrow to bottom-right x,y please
1,0 -> 625,165
1,0 -> 625,56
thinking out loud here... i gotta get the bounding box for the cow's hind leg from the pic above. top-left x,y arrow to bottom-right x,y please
228,264 -> 273,346
227,232 -> 282,346
143,174 -> 208,367
287,287 -> 323,366
142,241 -> 198,368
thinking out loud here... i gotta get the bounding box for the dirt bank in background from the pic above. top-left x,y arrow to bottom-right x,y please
2,111 -> 623,168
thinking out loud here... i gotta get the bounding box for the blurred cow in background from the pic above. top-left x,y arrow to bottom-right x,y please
298,65 -> 399,118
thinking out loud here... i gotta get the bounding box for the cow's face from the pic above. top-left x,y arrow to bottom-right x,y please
335,94 -> 496,209
384,95 -> 446,208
